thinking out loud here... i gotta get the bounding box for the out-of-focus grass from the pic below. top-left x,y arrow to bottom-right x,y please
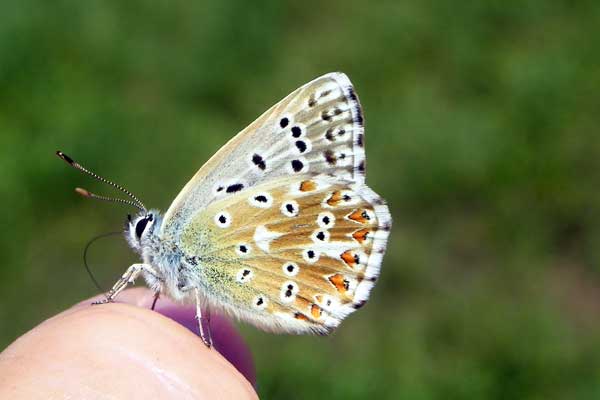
1,1 -> 600,398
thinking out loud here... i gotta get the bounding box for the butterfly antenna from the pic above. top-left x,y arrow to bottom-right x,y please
56,151 -> 147,213
75,188 -> 146,212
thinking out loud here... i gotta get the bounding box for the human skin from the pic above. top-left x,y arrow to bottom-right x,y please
0,288 -> 258,399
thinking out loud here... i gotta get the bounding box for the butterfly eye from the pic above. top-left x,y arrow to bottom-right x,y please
135,214 -> 153,239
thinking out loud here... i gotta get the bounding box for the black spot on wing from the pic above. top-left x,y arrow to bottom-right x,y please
291,126 -> 302,138
226,183 -> 244,193
295,140 -> 307,153
252,153 -> 266,170
291,159 -> 304,172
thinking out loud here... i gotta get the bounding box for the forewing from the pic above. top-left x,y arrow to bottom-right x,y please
179,175 -> 391,334
162,72 -> 366,237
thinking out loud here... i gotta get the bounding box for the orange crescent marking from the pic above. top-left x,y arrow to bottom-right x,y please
311,304 -> 322,319
352,228 -> 370,243
300,180 -> 317,191
326,191 -> 343,206
328,273 -> 348,294
348,209 -> 368,224
341,250 -> 357,268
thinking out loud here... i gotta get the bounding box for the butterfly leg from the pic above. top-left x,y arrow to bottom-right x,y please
194,288 -> 213,348
93,263 -> 160,305
150,291 -> 161,311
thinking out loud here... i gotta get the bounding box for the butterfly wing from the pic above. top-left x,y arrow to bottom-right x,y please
178,175 -> 391,334
161,72 -> 366,238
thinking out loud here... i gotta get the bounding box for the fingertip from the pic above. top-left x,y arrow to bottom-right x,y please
70,288 -> 256,386
0,300 -> 258,399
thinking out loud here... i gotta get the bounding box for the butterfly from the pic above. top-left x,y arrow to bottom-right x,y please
57,72 -> 391,347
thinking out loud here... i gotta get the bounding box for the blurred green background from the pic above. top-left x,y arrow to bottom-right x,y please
2,1 -> 600,398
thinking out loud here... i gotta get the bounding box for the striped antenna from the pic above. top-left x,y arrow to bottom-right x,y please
56,151 -> 147,213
